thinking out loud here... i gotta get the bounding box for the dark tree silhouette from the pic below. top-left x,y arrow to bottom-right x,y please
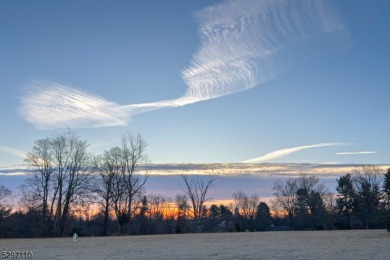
272,177 -> 298,229
254,202 -> 272,231
383,168 -> 390,209
352,165 -> 383,229
273,175 -> 327,230
232,191 -> 260,220
0,185 -> 12,220
91,147 -> 122,236
181,175 -> 215,222
21,130 -> 90,236
336,173 -> 356,229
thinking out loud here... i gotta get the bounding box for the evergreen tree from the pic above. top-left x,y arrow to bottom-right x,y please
219,204 -> 233,218
295,188 -> 310,229
139,195 -> 148,235
383,169 -> 390,209
353,166 -> 383,229
307,191 -> 327,229
254,202 -> 272,231
336,174 -> 356,229
209,204 -> 220,218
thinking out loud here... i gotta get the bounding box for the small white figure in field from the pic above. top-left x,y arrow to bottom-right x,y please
73,233 -> 78,242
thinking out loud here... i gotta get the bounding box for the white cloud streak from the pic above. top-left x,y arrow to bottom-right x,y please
336,151 -> 376,155
18,0 -> 346,129
0,171 -> 27,176
0,145 -> 27,158
243,143 -> 344,163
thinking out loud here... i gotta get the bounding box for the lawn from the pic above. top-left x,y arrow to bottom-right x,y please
1,230 -> 389,259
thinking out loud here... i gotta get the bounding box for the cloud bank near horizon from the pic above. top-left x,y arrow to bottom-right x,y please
243,143 -> 344,163
18,0 -> 346,129
2,162 -> 389,178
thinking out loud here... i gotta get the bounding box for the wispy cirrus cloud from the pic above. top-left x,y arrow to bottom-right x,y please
243,143 -> 344,163
18,0 -> 346,129
0,145 -> 27,158
336,151 -> 376,155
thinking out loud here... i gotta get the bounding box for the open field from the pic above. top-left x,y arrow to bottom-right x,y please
1,230 -> 389,259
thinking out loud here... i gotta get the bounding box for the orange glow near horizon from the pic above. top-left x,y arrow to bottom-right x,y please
67,196 -> 278,221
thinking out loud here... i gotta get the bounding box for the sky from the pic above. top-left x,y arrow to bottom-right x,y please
1,0 -> 390,168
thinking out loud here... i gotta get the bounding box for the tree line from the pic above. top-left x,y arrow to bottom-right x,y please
0,130 -> 389,237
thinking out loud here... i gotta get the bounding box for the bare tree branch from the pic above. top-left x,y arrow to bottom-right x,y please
181,175 -> 215,221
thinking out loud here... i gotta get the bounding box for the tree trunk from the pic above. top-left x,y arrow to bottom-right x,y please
54,183 -> 63,236
102,197 -> 110,236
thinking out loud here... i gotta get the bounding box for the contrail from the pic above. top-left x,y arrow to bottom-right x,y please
336,151 -> 376,155
0,145 -> 27,158
242,143 -> 345,163
18,0 -> 346,129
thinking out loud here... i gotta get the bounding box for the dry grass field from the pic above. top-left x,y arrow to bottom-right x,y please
1,230 -> 389,259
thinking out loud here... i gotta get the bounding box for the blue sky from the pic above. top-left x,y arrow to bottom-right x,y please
0,0 -> 390,167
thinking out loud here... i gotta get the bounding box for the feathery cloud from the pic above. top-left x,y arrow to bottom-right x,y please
18,0 -> 346,129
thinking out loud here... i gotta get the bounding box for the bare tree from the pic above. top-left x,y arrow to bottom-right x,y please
0,186 -> 11,203
0,185 -> 12,218
272,177 -> 299,229
181,175 -> 215,221
96,133 -> 149,234
111,170 -> 127,233
272,174 -> 328,230
52,130 -> 90,236
21,130 -> 90,236
322,192 -> 338,230
71,199 -> 96,236
163,197 -> 177,221
296,174 -> 327,196
175,194 -> 190,219
119,133 -> 149,233
163,197 -> 177,233
21,138 -> 55,234
232,191 -> 260,220
147,194 -> 167,220
91,147 -> 122,236
353,165 -> 383,195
